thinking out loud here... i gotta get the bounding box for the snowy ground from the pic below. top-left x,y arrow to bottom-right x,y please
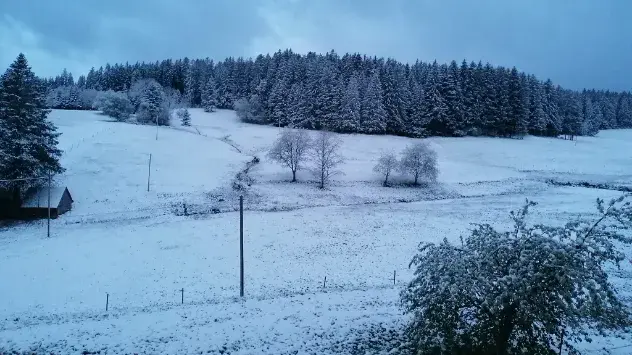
0,109 -> 631,354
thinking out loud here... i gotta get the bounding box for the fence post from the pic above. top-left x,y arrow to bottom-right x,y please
323,276 -> 327,288
393,270 -> 396,286
240,195 -> 244,297
47,172 -> 51,238
106,293 -> 109,311
181,288 -> 184,304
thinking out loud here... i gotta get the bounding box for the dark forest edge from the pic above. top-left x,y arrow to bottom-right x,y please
39,49 -> 632,139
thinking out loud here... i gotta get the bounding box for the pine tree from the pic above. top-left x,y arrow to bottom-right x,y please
542,79 -> 562,136
527,75 -> 546,135
381,60 -> 405,134
581,93 -> 599,136
267,63 -> 291,128
507,67 -> 528,137
421,75 -> 450,136
438,61 -> 464,135
178,108 -> 191,126
557,90 -> 582,140
361,70 -> 387,134
405,73 -> 425,137
201,76 -> 218,112
137,80 -> 169,126
0,53 -> 64,198
339,74 -> 361,133
460,60 -> 478,132
287,82 -> 309,128
317,58 -> 342,130
616,93 -> 632,128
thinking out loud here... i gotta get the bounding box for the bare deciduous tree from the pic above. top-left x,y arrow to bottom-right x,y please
373,151 -> 398,186
268,128 -> 312,182
310,131 -> 344,189
399,142 -> 438,185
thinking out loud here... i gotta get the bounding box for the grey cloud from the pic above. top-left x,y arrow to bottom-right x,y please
0,0 -> 630,91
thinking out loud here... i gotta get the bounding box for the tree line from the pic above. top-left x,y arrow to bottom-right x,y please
42,49 -> 632,139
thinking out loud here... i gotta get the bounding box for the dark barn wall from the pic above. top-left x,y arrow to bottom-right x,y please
20,208 -> 59,219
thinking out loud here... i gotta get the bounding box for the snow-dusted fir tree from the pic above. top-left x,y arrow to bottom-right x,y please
339,74 -> 361,132
0,53 -> 64,196
178,108 -> 191,126
438,61 -> 464,134
268,128 -> 312,182
373,151 -> 398,186
287,82 -> 309,128
527,75 -> 547,135
201,76 -> 218,112
507,67 -> 528,137
421,75 -> 450,136
542,79 -> 562,136
361,69 -> 387,134
381,61 -> 405,134
310,130 -> 344,189
398,142 -> 438,186
402,195 -> 632,355
137,80 -> 169,126
267,68 -> 290,128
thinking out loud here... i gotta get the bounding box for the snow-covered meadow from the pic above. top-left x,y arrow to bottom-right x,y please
0,109 -> 631,354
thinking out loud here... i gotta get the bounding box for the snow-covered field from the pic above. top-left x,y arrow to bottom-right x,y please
0,109 -> 630,354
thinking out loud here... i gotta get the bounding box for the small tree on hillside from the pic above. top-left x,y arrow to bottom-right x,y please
268,128 -> 312,182
178,108 -> 191,126
310,131 -> 344,189
402,195 -> 632,355
137,80 -> 170,126
373,151 -> 398,186
399,142 -> 438,185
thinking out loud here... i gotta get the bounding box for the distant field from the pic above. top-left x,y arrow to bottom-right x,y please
0,109 -> 630,354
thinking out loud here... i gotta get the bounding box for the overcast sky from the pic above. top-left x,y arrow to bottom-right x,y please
0,0 -> 630,91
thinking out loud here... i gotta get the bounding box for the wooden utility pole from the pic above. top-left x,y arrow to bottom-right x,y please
147,154 -> 152,192
240,195 -> 244,297
47,172 -> 51,238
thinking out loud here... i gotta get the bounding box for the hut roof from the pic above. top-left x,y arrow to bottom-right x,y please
21,187 -> 72,208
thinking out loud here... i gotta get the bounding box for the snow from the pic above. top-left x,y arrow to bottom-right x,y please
21,187 -> 69,208
1,109 -> 631,354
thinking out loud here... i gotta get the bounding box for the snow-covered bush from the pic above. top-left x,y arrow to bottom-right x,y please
268,128 -> 312,182
373,151 -> 398,186
399,142 -> 438,186
401,196 -> 632,355
96,90 -> 133,121
234,95 -> 264,123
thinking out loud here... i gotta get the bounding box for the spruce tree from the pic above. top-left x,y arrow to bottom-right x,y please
507,67 -> 528,137
528,77 -> 547,135
361,70 -> 387,134
0,53 -> 64,198
421,76 -> 450,136
137,80 -> 169,126
201,76 -> 218,112
438,61 -> 464,134
179,108 -> 191,126
340,74 -> 361,132
381,61 -> 405,134
287,82 -> 309,128
542,79 -> 562,136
